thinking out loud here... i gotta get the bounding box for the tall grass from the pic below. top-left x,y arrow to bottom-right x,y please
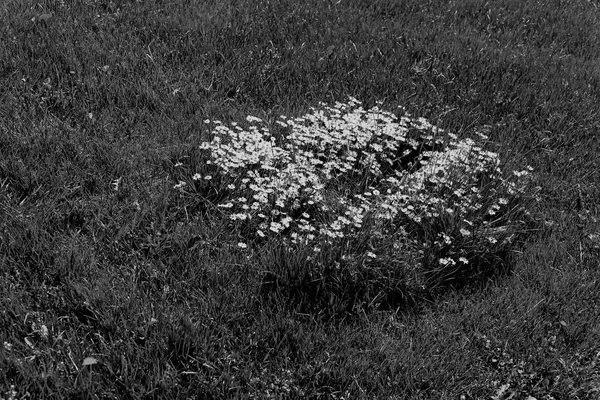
1,0 -> 600,398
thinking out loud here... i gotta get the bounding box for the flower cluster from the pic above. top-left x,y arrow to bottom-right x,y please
182,98 -> 536,269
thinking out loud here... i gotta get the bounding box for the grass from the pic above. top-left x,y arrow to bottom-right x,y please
1,0 -> 600,398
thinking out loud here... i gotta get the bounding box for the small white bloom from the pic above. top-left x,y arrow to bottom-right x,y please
204,175 -> 212,180
39,324 -> 48,339
192,173 -> 202,180
269,222 -> 283,233
513,170 -> 528,177
280,216 -> 293,228
246,115 -> 263,123
439,257 -> 456,266
237,242 -> 248,249
439,232 -> 452,244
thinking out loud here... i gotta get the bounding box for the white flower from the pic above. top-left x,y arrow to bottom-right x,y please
39,325 -> 48,339
269,222 -> 283,233
237,242 -> 247,249
439,257 -> 456,266
280,216 -> 293,228
246,115 -> 263,123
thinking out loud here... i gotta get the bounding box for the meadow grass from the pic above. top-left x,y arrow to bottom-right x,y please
1,0 -> 600,398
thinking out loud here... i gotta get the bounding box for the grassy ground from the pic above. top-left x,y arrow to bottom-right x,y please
1,0 -> 600,398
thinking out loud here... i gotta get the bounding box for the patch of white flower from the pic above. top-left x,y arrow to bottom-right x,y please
187,98 -> 535,267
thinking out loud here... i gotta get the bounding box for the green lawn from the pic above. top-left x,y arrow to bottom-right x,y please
1,0 -> 600,398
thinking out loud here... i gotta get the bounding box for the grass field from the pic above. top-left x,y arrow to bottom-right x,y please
2,0 -> 600,398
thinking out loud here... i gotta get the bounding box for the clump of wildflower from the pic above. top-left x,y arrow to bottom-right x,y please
188,97 -> 537,291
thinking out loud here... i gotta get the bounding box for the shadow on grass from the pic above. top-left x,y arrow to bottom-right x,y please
256,239 -> 525,322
